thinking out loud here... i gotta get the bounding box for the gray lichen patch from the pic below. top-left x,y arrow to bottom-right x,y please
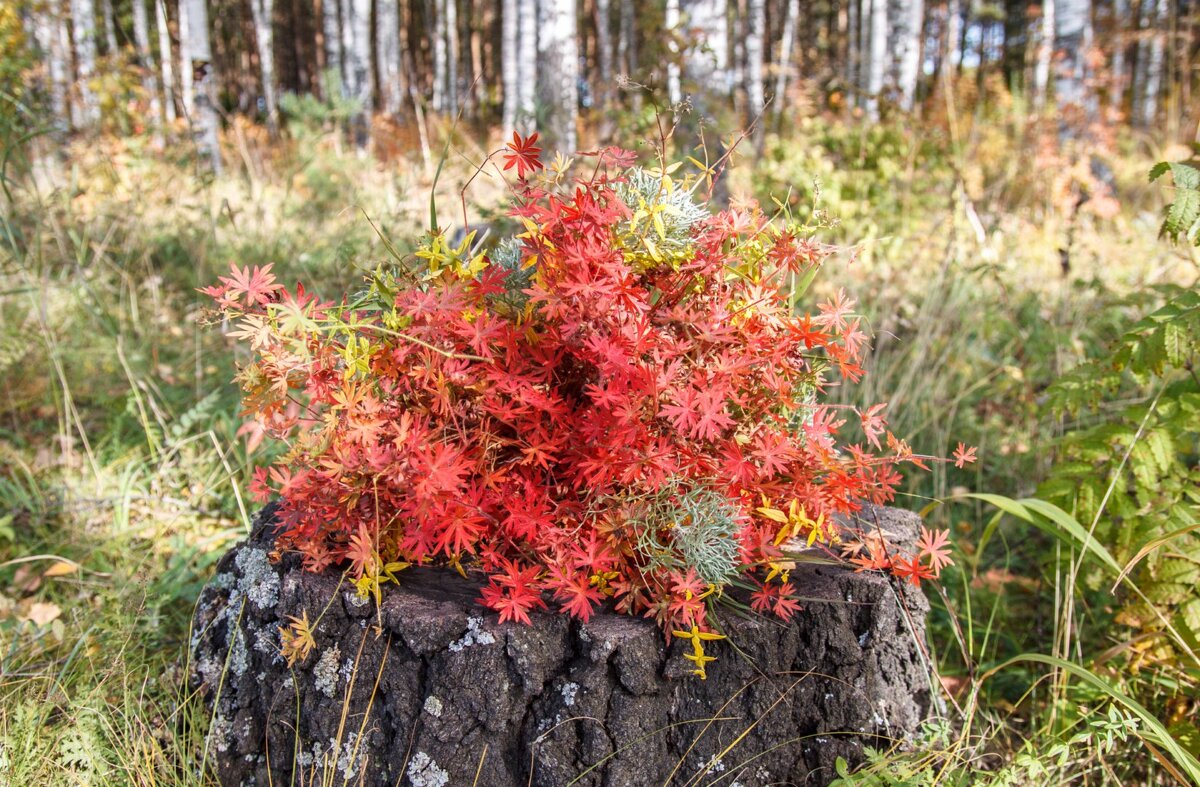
448,616 -> 494,652
235,548 -> 281,610
313,645 -> 343,698
406,752 -> 449,787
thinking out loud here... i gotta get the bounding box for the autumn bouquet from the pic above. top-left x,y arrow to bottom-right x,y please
203,134 -> 964,676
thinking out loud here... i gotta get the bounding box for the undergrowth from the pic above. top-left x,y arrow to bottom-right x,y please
0,107 -> 1197,783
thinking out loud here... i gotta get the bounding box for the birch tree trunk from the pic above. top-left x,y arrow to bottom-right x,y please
1053,0 -> 1090,110
502,0 -> 519,131
666,0 -> 681,105
683,0 -> 731,95
773,0 -> 798,117
32,1 -> 71,129
536,0 -> 578,152
516,0 -> 538,128
180,0 -> 222,171
132,0 -> 163,123
102,0 -> 118,53
1034,0 -> 1053,108
376,0 -> 404,116
896,0 -> 924,110
70,0 -> 101,127
340,0 -> 372,134
1110,0 -> 1129,114
321,0 -> 343,91
943,0 -> 962,80
618,0 -> 639,109
248,0 -> 279,131
594,0 -> 613,110
745,0 -> 766,131
865,0 -> 888,119
444,0 -> 459,112
155,0 -> 177,122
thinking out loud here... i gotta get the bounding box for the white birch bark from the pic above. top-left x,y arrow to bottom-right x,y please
433,0 -> 447,110
594,0 -> 613,108
32,2 -> 70,128
944,0 -> 961,75
516,0 -> 537,127
773,0 -> 798,115
865,0 -> 888,119
896,0 -> 924,110
376,0 -> 404,115
248,0 -> 279,130
101,0 -> 117,52
536,0 -> 577,152
1034,0 -> 1053,108
1053,0 -> 1089,109
340,0 -> 372,122
666,0 -> 681,105
322,0 -> 343,89
154,0 -> 176,122
502,0 -> 519,130
1110,0 -> 1128,110
745,0 -> 765,121
71,0 -> 100,126
132,0 -> 163,122
683,0 -> 730,94
180,0 -> 221,170
152,0 -> 176,122
444,0 -> 459,112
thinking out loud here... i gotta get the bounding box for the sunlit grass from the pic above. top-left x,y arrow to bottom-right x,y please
0,115 -> 1197,783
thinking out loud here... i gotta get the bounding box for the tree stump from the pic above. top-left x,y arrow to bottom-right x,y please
191,505 -> 934,786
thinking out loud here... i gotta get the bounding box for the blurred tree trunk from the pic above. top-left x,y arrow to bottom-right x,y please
618,0 -> 638,108
502,0 -> 519,130
865,0 -> 886,118
71,0 -> 100,127
895,0 -> 924,110
132,0 -> 164,123
537,0 -> 578,152
180,0 -> 222,170
32,1 -> 72,129
321,0 -> 342,91
1110,0 -> 1129,114
516,0 -> 537,128
1053,0 -> 1091,110
249,0 -> 279,130
666,0 -> 681,105
1034,0 -> 1053,107
745,0 -> 765,137
376,0 -> 404,115
333,0 -> 372,137
155,0 -> 177,122
773,0 -> 797,117
943,0 -> 962,84
1137,0 -> 1164,126
594,0 -> 613,112
101,0 -> 118,53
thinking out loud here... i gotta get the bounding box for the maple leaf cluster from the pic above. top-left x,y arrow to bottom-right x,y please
204,137 -> 969,662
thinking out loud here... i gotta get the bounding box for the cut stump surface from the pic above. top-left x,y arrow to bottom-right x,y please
191,505 -> 934,786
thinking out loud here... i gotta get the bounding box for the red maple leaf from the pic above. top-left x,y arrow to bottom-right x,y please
219,263 -> 284,307
952,442 -> 978,468
502,132 -> 544,179
915,526 -> 954,575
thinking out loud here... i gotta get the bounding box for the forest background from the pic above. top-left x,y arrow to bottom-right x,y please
1,0 -> 1200,783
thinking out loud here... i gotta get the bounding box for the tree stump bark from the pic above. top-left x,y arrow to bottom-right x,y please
191,505 -> 934,786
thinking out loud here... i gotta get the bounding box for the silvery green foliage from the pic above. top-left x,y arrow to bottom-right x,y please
614,169 -> 709,260
618,478 -> 744,586
488,237 -> 534,308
